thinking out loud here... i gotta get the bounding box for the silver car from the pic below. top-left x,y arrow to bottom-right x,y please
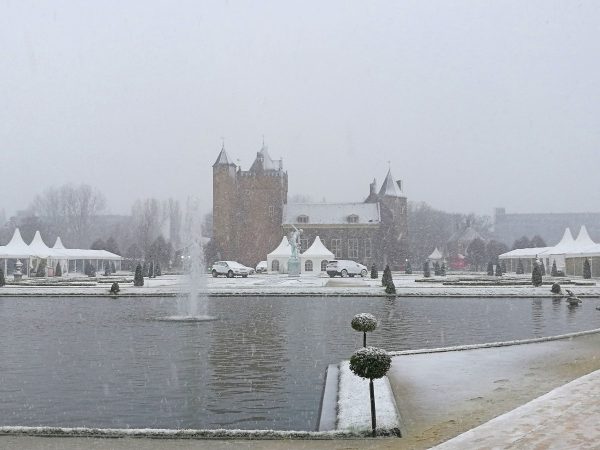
326,260 -> 368,278
211,261 -> 252,278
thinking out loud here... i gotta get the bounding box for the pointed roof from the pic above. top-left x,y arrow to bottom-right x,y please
213,146 -> 233,167
249,143 -> 282,172
53,237 -> 65,249
267,236 -> 292,257
0,228 -> 33,258
378,169 -> 402,198
575,225 -> 595,247
28,231 -> 52,257
428,247 -> 443,260
301,236 -> 334,258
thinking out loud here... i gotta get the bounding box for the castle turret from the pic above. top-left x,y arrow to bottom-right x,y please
212,146 -> 238,260
376,168 -> 408,269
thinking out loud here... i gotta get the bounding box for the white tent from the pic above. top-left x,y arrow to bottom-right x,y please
0,228 -> 34,276
428,247 -> 443,262
301,236 -> 334,275
267,236 -> 292,273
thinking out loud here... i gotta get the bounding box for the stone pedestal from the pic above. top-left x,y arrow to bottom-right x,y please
288,257 -> 300,277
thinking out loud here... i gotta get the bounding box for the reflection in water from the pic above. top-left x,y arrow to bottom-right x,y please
0,295 -> 598,431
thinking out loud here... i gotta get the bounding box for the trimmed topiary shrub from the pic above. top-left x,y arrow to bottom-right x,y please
405,260 -> 412,275
540,261 -> 546,276
551,282 -> 561,294
0,268 -> 5,287
352,313 -> 378,347
487,261 -> 494,276
36,259 -> 47,277
501,261 -> 507,274
381,265 -> 391,287
583,258 -> 591,279
155,262 -> 162,277
423,261 -> 431,278
551,260 -> 558,277
55,262 -> 62,277
532,260 -> 543,287
440,262 -> 447,276
385,279 -> 396,295
110,282 -> 120,295
370,264 -> 378,279
495,261 -> 503,277
349,346 -> 392,437
434,261 -> 440,276
134,263 -> 144,287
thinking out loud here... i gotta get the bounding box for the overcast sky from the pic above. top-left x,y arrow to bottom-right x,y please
2,0 -> 600,218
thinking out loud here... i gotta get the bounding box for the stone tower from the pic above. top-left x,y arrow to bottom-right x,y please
367,168 -> 409,269
212,144 -> 288,266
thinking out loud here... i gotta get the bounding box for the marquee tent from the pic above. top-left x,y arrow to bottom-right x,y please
300,236 -> 334,275
267,236 -> 292,273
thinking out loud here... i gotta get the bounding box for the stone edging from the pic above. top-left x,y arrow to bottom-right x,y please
388,327 -> 600,356
0,426 -> 369,440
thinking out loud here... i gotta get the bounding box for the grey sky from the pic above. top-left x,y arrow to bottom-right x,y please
2,0 -> 599,217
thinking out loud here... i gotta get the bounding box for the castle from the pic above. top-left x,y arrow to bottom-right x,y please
210,144 -> 408,269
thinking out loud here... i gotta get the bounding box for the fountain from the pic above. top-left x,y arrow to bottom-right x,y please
161,198 -> 216,322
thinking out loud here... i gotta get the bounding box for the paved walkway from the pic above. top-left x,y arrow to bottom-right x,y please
2,332 -> 600,449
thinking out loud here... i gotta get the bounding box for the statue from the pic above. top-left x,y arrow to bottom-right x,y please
287,225 -> 303,277
289,225 -> 303,259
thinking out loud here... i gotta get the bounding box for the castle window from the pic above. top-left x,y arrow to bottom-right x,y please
269,205 -> 275,217
331,239 -> 342,258
364,239 -> 372,258
348,239 -> 359,259
297,215 -> 309,224
305,260 -> 313,272
347,214 -> 359,223
321,260 -> 328,271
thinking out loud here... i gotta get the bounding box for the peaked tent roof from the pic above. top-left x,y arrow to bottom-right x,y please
28,230 -> 53,258
378,169 -> 403,198
575,225 -> 595,247
547,227 -> 576,254
0,228 -> 34,258
53,237 -> 65,249
428,247 -> 443,260
267,236 -> 292,257
301,236 -> 334,258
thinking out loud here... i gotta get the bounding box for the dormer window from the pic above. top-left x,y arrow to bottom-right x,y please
347,214 -> 359,223
297,215 -> 309,224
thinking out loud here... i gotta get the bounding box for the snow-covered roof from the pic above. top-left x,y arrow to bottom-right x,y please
0,228 -> 35,258
268,236 -> 292,257
283,203 -> 380,225
301,236 -> 334,258
249,146 -> 282,172
28,231 -> 53,258
53,237 -> 65,249
499,247 -> 551,259
378,169 -> 403,198
428,247 -> 443,260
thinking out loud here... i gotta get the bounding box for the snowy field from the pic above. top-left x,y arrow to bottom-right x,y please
0,273 -> 599,297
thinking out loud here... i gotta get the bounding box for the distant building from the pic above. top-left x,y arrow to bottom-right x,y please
282,172 -> 408,270
211,144 -> 408,269
494,208 -> 600,247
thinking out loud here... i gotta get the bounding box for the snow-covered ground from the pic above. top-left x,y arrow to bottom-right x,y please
0,273 -> 599,297
336,361 -> 401,435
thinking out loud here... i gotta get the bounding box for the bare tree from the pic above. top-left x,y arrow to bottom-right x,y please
131,198 -> 164,258
31,184 -> 106,247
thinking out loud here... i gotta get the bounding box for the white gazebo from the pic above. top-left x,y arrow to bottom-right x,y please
427,247 -> 443,263
0,228 -> 34,276
267,236 -> 292,273
300,236 -> 334,275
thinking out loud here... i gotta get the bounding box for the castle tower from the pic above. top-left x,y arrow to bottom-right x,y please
211,143 -> 288,266
236,144 -> 288,266
376,168 -> 408,269
212,146 -> 239,260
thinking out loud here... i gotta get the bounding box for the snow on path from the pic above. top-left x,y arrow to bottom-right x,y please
432,368 -> 600,449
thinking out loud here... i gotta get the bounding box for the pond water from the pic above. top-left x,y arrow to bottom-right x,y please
0,295 -> 599,431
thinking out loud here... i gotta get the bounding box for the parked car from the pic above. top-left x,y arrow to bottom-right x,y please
211,261 -> 252,278
326,260 -> 368,278
255,261 -> 268,273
